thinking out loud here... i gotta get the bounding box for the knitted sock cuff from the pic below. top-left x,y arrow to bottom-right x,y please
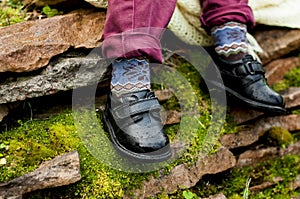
211,21 -> 248,58
111,58 -> 151,95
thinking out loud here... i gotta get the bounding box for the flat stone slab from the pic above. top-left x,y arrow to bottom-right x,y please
281,87 -> 300,109
254,29 -> 300,64
0,52 -> 107,104
265,57 -> 300,86
237,141 -> 300,167
0,151 -> 81,199
0,10 -> 105,72
221,114 -> 300,149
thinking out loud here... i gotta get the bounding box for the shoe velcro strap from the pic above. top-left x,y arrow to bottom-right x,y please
113,98 -> 161,120
233,61 -> 265,76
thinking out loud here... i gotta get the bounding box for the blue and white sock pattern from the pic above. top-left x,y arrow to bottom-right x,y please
111,58 -> 151,95
211,21 -> 248,60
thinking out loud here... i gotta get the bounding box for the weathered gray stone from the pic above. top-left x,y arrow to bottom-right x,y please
254,29 -> 300,64
265,57 -> 300,86
221,115 -> 300,149
126,147 -> 236,198
0,52 -> 108,104
0,151 -> 81,199
0,10 -> 105,72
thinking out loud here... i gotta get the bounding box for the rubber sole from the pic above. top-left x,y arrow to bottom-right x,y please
102,110 -> 172,163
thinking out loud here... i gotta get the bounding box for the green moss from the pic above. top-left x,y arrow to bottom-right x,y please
292,109 -> 300,115
221,114 -> 240,135
272,66 -> 300,92
1,110 -> 156,198
0,111 -> 77,182
182,190 -> 199,199
266,126 -> 293,146
0,0 -> 26,27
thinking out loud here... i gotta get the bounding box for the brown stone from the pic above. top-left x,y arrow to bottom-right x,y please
253,29 -> 300,65
126,147 -> 236,198
164,110 -> 181,125
237,141 -> 300,167
264,57 -> 300,86
281,87 -> 300,109
221,115 -> 300,149
229,107 -> 263,124
279,141 -> 300,157
220,128 -> 259,149
0,151 -> 81,199
271,114 -> 300,131
249,177 -> 283,194
237,147 -> 279,167
0,10 -> 105,72
154,89 -> 173,102
23,0 -> 68,6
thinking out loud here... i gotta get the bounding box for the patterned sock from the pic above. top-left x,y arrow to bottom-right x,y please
110,58 -> 151,96
211,21 -> 248,61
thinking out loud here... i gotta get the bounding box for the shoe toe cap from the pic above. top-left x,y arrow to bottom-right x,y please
247,81 -> 285,107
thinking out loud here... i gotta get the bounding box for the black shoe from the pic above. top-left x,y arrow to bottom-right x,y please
205,54 -> 286,114
103,89 -> 171,162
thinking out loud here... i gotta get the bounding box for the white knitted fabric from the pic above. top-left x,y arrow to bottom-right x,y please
249,0 -> 300,28
168,5 -> 214,47
168,0 -> 209,46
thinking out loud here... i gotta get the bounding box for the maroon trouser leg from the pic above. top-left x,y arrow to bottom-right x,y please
102,0 -> 255,62
200,0 -> 255,30
102,0 -> 177,62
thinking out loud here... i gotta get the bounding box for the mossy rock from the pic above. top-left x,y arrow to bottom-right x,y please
266,126 -> 293,146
